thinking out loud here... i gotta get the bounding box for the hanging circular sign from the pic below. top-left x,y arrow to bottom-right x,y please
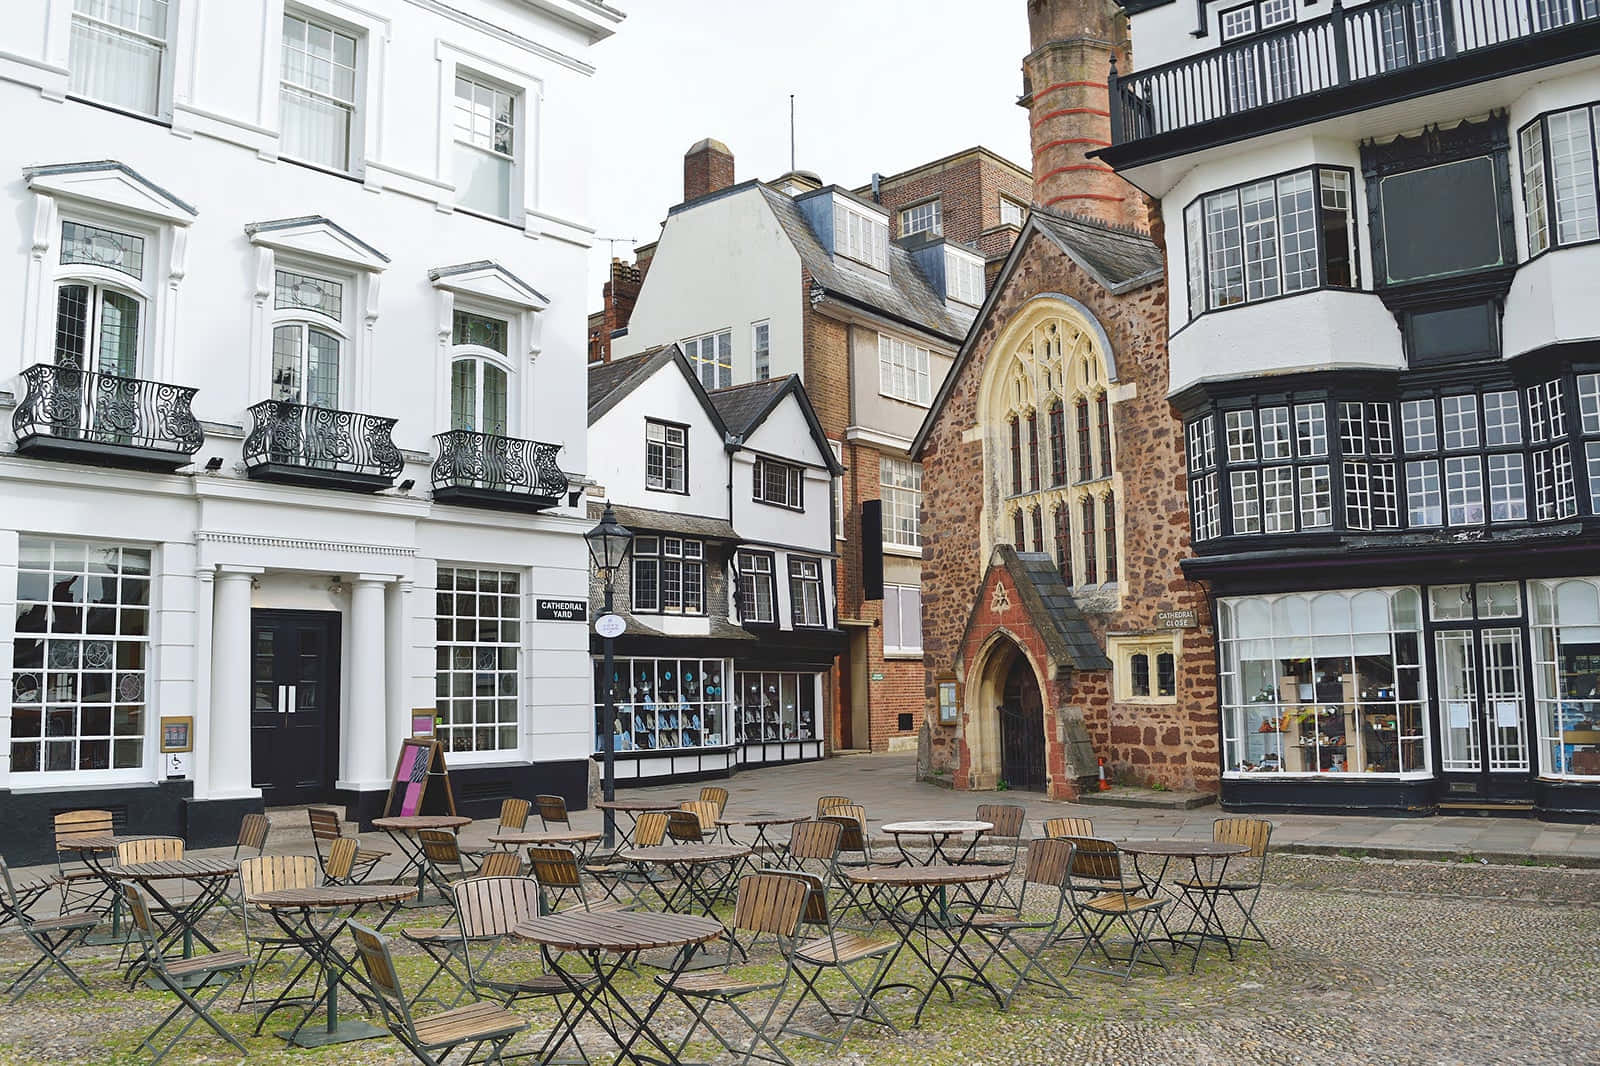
594,613 -> 627,639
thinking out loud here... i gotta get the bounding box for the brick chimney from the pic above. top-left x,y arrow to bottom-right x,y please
683,138 -> 735,202
1022,0 -> 1146,230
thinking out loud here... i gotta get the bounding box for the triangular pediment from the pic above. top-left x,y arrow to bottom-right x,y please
245,216 -> 389,272
428,261 -> 549,311
26,160 -> 196,224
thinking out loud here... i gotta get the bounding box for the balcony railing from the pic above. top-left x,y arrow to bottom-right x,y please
431,429 -> 569,512
1110,0 -> 1600,148
243,399 -> 403,491
11,363 -> 203,470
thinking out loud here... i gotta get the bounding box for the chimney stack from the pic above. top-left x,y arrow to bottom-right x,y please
1022,0 -> 1146,230
684,138 -> 735,202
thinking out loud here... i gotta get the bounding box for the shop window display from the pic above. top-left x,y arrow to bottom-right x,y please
1220,587 -> 1429,775
1531,578 -> 1600,778
733,671 -> 818,742
593,657 -> 727,751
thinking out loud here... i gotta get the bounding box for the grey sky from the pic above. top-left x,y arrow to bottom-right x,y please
584,0 -> 1036,310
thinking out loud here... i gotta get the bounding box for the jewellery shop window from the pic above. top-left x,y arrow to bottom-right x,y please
594,657 -> 728,751
734,671 -> 819,742
1219,587 -> 1429,776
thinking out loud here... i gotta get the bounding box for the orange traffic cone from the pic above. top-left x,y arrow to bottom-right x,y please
1097,757 -> 1111,791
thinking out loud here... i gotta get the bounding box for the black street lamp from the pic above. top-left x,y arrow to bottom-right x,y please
585,500 -> 634,849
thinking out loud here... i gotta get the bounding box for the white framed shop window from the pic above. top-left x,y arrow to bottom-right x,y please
10,538 -> 156,785
435,565 -> 524,760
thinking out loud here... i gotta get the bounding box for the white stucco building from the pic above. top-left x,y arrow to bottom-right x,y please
0,0 -> 622,857
587,345 -> 844,782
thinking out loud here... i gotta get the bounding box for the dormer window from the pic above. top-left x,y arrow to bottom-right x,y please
834,200 -> 889,272
946,248 -> 985,307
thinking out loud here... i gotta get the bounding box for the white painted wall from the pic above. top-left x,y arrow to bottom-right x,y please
613,186 -> 805,383
734,394 -> 834,555
589,363 -> 729,519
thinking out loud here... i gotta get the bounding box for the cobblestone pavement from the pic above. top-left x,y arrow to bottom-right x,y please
0,853 -> 1595,1065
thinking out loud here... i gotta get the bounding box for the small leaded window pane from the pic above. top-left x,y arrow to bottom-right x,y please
274,269 -> 343,319
61,221 -> 144,279
452,309 -> 508,354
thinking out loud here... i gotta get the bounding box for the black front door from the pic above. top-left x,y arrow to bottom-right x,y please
251,610 -> 340,806
999,656 -> 1047,792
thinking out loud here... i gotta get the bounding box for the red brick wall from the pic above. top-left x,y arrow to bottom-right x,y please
918,227 -> 1219,795
873,154 -> 1033,248
684,141 -> 735,202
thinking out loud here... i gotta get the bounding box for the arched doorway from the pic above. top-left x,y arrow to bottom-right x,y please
999,653 -> 1047,792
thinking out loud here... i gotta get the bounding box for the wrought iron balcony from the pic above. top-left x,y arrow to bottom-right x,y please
11,363 -> 203,470
243,399 -> 403,492
431,429 -> 569,512
1108,0 -> 1600,161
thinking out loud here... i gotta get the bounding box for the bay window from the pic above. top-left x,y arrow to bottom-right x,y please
737,552 -> 775,623
1531,578 -> 1600,779
280,13 -> 359,171
735,672 -> 818,742
1219,587 -> 1429,776
69,0 -> 169,116
596,658 -> 727,751
1520,103 -> 1600,254
454,74 -> 517,219
1187,167 -> 1358,317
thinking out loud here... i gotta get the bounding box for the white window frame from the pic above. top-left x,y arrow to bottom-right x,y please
999,195 -> 1026,227
50,215 -> 158,380
453,70 -> 518,220
737,551 -> 776,624
830,440 -> 845,541
833,197 -> 889,271
435,565 -> 524,761
645,420 -> 688,494
752,320 -> 770,381
278,9 -> 362,173
435,44 -> 539,224
945,247 -> 985,307
683,329 -> 733,390
68,0 -> 174,119
268,260 -> 353,410
883,583 -> 923,656
878,334 -> 933,406
899,198 -> 942,238
880,456 -> 923,549
448,306 -> 514,436
788,557 -> 825,627
1111,634 -> 1181,704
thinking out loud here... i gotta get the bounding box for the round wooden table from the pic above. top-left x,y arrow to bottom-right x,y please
1115,839 -> 1251,970
490,829 -> 602,847
251,884 -> 417,1047
372,815 -> 471,905
881,819 -> 995,865
112,856 -> 238,966
717,812 -> 806,855
61,832 -> 146,943
511,910 -> 724,1064
620,843 -> 751,916
594,799 -> 678,848
844,864 -> 1013,1024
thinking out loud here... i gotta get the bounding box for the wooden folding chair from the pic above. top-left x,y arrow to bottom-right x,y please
117,836 -> 184,865
699,785 -> 730,816
820,806 -> 892,921
0,856 -> 97,1002
308,807 -> 387,882
656,872 -> 811,1066
124,884 -> 249,1063
418,828 -> 473,896
667,809 -> 707,844
463,799 -> 532,870
1061,836 -> 1169,981
53,809 -> 117,914
347,920 -> 526,1066
774,868 -> 899,1049
218,812 -> 272,914
815,795 -> 852,818
526,845 -> 629,914
1043,816 -> 1095,839
1174,817 -> 1273,950
534,794 -> 572,831
967,838 -> 1079,1008
973,803 -> 1028,905
584,810 -> 667,901
475,851 -> 522,878
237,854 -> 323,1020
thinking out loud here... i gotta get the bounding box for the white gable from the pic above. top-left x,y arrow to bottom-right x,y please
26,162 -> 196,224
742,391 -> 827,468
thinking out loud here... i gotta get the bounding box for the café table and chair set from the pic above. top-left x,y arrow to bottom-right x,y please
0,793 -> 1273,1065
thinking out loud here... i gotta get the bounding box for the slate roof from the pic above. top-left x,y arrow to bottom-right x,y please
757,186 -> 972,344
1032,210 -> 1165,295
972,545 -> 1112,672
586,345 -> 728,432
708,378 -> 790,437
586,500 -> 737,542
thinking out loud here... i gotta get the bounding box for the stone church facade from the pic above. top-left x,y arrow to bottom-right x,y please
911,0 -> 1219,800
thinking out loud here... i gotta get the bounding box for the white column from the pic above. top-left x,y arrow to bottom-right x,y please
209,567 -> 262,800
385,579 -> 412,765
345,575 -> 389,789
191,568 -> 215,798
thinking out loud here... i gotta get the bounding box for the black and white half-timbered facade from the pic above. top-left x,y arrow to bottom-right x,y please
1105,0 -> 1600,817
586,346 -> 845,783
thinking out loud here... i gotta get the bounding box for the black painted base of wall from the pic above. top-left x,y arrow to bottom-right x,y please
339,758 -> 594,831
1534,779 -> 1600,822
1221,777 -> 1437,816
184,796 -> 265,850
1,780 -> 205,866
